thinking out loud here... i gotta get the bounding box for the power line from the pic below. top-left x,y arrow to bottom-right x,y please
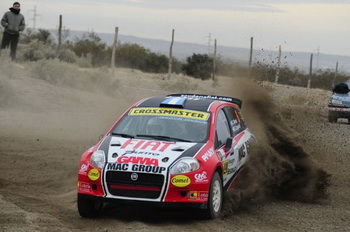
206,33 -> 214,55
28,5 -> 41,30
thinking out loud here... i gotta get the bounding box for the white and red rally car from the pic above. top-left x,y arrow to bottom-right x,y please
77,94 -> 254,219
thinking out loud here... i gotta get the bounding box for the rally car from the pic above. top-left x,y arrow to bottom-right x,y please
328,80 -> 350,123
77,94 -> 254,219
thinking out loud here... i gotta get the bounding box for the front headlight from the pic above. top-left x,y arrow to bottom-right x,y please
331,99 -> 342,105
170,157 -> 200,175
90,150 -> 105,169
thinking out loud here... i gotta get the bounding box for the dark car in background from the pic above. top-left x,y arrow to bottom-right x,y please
328,79 -> 350,123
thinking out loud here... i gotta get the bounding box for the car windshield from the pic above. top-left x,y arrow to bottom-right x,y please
112,107 -> 210,143
346,79 -> 350,89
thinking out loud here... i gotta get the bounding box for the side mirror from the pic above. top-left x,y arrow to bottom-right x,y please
225,138 -> 232,152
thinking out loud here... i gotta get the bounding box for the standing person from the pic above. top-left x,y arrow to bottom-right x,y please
1,2 -> 25,60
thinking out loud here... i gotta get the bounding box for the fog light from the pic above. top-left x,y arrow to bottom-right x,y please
180,191 -> 187,197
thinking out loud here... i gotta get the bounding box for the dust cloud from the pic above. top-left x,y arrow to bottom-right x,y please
0,58 -> 332,228
221,79 -> 330,217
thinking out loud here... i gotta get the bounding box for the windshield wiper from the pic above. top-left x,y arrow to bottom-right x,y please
111,133 -> 135,138
136,134 -> 192,142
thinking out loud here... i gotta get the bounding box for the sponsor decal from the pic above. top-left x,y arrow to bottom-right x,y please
120,139 -> 174,152
106,163 -> 129,171
176,94 -> 234,103
223,161 -> 228,176
78,182 -> 91,193
224,159 -> 236,176
231,131 -> 245,149
189,191 -> 198,200
129,108 -> 209,120
202,148 -> 215,162
198,191 -> 208,201
116,156 -> 159,166
194,171 -> 208,182
79,164 -> 88,173
227,167 -> 237,175
238,144 -> 247,160
131,164 -> 166,173
106,162 -> 166,174
217,148 -> 225,160
189,191 -> 209,200
88,168 -> 100,181
171,175 -> 191,187
122,149 -> 159,156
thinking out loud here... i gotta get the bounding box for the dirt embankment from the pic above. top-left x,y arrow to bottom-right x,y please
0,61 -> 349,232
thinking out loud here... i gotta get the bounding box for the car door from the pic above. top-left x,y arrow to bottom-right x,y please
214,108 -> 233,187
222,107 -> 250,188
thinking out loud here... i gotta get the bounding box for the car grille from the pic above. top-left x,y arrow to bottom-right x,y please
106,171 -> 164,199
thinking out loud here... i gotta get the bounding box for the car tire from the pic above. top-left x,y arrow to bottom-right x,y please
206,172 -> 223,219
328,114 -> 337,123
77,194 -> 103,218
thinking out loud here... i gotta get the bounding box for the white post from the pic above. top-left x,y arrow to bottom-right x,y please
275,45 -> 281,83
307,54 -> 313,89
248,37 -> 253,77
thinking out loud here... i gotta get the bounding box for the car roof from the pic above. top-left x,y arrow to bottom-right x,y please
136,94 -> 241,112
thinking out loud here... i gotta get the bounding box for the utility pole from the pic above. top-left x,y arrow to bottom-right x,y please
55,15 -> 62,58
307,54 -> 313,89
206,33 -> 213,55
28,5 -> 41,30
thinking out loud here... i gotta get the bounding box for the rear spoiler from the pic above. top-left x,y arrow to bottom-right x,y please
167,93 -> 243,109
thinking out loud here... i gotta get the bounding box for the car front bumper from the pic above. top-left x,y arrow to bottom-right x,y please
78,169 -> 211,204
328,106 -> 350,118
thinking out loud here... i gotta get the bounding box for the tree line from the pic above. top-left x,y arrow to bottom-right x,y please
0,28 -> 349,89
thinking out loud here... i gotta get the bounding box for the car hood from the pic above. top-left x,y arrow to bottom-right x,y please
98,136 -> 205,173
331,93 -> 350,107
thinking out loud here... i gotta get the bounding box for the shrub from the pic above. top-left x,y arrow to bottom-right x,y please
182,53 -> 213,80
21,29 -> 53,45
57,48 -> 77,63
17,39 -> 56,61
115,43 -> 148,69
28,59 -> 117,95
142,52 -> 168,73
68,31 -> 109,67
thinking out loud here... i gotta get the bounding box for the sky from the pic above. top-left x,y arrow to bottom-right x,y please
1,0 -> 350,56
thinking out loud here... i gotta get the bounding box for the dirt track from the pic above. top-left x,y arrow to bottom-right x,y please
0,63 -> 349,231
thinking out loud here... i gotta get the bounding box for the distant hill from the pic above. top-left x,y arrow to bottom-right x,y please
54,29 -> 350,74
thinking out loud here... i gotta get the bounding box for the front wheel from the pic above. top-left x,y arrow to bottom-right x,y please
206,172 -> 223,219
77,194 -> 103,218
